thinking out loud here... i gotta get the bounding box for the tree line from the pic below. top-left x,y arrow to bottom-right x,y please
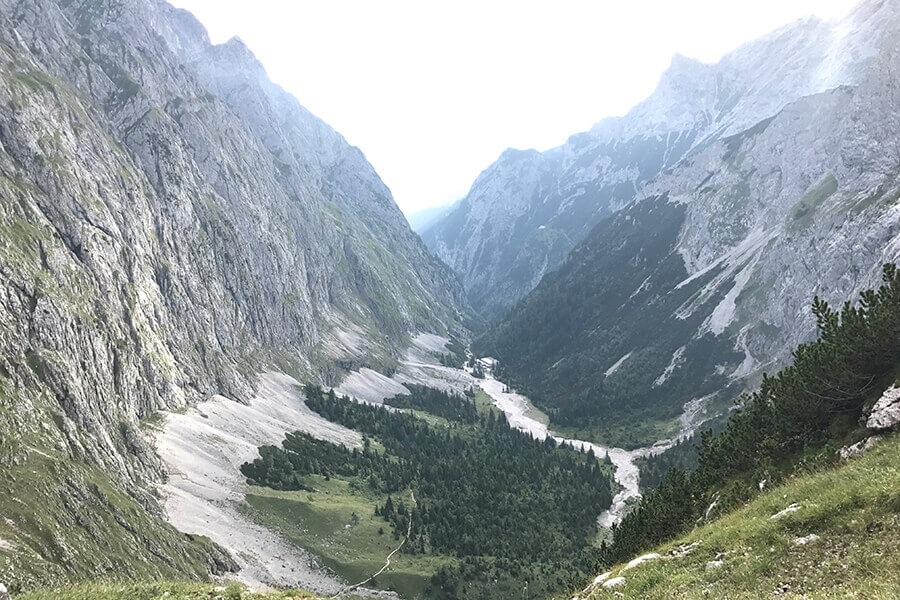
383,384 -> 477,423
241,384 -> 616,598
603,263 -> 899,563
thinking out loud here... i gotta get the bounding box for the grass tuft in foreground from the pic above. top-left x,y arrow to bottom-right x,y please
580,433 -> 900,600
17,582 -> 320,600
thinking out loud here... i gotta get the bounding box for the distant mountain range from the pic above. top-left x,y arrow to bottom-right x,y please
405,202 -> 457,234
425,0 -> 899,325
462,0 -> 899,446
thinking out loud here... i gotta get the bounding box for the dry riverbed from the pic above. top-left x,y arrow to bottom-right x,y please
152,334 -> 713,595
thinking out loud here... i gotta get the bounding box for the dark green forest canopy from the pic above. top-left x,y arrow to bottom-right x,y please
477,195 -> 742,447
604,264 -> 900,564
383,384 -> 478,423
242,386 -> 615,598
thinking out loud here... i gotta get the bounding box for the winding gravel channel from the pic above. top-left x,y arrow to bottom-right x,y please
475,360 -> 702,528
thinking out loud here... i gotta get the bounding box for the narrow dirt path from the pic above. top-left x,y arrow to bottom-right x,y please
331,490 -> 417,598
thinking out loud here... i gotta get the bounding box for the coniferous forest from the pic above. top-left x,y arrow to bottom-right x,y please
633,434 -> 700,491
603,264 -> 900,564
383,385 -> 478,423
242,385 -> 615,599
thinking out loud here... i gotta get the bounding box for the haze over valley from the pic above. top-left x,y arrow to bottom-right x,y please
0,1 -> 897,600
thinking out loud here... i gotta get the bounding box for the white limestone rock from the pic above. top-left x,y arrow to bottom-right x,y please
793,534 -> 821,545
602,577 -> 627,589
771,503 -> 802,519
840,436 -> 881,459
867,386 -> 900,430
623,553 -> 662,571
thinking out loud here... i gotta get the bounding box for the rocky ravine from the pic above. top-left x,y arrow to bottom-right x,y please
0,0 -> 467,589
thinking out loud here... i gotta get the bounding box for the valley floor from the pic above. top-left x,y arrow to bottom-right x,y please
144,333 -> 758,598
17,435 -> 898,600
578,433 -> 900,600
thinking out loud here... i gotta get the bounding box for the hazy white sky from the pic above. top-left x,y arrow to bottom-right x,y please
170,0 -> 858,215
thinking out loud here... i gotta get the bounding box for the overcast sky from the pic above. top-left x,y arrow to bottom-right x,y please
170,0 -> 858,215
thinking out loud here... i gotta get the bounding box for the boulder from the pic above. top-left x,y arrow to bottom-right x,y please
793,534 -> 820,545
602,577 -> 626,589
623,553 -> 661,571
770,503 -> 801,519
866,386 -> 900,430
670,541 -> 701,557
704,494 -> 720,520
706,560 -> 724,570
839,436 -> 880,459
0,583 -> 9,600
591,572 -> 613,586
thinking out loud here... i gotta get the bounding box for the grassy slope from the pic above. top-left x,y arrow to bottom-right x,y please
0,452 -> 228,592
242,477 -> 455,599
580,433 -> 900,600
18,582 -> 320,600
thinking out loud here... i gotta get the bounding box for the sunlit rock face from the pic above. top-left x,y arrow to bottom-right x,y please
0,0 -> 468,585
426,0 -> 898,324
473,0 -> 899,440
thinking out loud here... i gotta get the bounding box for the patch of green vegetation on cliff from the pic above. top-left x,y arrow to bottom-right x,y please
787,174 -> 838,231
848,183 -> 900,216
12,71 -> 55,93
0,450 -> 233,593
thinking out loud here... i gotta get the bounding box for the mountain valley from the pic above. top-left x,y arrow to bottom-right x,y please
0,0 -> 897,599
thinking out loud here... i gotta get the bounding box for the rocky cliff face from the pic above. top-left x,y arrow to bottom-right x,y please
0,0 -> 466,588
426,0 -> 898,322
477,0 -> 899,447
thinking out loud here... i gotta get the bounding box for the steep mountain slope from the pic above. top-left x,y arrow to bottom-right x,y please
576,433 -> 900,600
0,0 -> 467,589
426,0 -> 897,322
477,0 -> 900,447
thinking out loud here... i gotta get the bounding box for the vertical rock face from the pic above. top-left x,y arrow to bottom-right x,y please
426,0 -> 898,323
0,0 -> 466,586
477,0 -> 899,446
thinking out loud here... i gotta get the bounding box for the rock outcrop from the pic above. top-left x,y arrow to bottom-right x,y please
866,385 -> 900,430
0,0 -> 467,587
428,0 -> 899,325
475,0 -> 899,443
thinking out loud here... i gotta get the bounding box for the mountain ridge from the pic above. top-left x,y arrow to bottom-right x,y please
425,0 -> 897,322
474,0 -> 899,446
0,0 -> 468,588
